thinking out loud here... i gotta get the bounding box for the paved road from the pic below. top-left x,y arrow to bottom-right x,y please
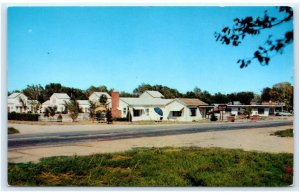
8,120 -> 293,149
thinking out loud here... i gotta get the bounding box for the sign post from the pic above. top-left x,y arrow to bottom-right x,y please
218,105 -> 227,121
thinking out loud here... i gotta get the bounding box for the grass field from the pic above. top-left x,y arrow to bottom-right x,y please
272,129 -> 293,137
8,147 -> 293,187
8,127 -> 20,134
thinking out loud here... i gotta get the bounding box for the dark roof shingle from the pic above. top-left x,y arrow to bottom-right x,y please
177,98 -> 208,106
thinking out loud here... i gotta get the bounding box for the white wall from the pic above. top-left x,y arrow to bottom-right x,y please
79,104 -> 90,113
50,95 -> 70,112
231,107 -> 239,116
165,101 -> 203,122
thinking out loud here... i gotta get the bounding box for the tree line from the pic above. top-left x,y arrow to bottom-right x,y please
9,82 -> 293,110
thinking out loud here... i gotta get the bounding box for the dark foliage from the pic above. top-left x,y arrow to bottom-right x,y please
8,112 -> 40,121
8,127 -> 20,134
133,83 -> 182,99
106,110 -> 113,124
210,113 -> 218,121
215,6 -> 293,68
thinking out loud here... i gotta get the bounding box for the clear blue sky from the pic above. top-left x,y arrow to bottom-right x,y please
8,6 -> 293,94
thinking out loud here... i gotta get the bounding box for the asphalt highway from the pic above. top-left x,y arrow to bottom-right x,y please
8,120 -> 293,149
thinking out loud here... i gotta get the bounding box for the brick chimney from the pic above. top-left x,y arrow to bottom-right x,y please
111,90 -> 121,118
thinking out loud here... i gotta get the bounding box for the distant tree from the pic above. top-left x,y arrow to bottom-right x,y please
44,108 -> 50,118
19,97 -> 27,113
63,87 -> 87,100
185,91 -> 197,98
119,91 -> 138,97
212,92 -> 229,104
44,83 -> 63,97
22,84 -> 44,102
215,6 -> 293,68
260,82 -> 293,110
272,82 -> 293,110
244,107 -> 252,119
236,92 -> 255,105
106,109 -> 113,124
133,83 -> 182,98
261,87 -> 272,101
252,94 -> 262,103
133,83 -> 153,95
46,106 -> 57,119
88,100 -> 97,119
8,90 -> 21,96
64,100 -> 81,122
200,90 -> 213,104
85,85 -> 109,96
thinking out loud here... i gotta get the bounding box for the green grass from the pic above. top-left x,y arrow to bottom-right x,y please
8,147 -> 293,187
8,127 -> 20,134
272,129 -> 293,137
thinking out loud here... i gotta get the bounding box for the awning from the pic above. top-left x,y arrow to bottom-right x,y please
95,106 -> 107,112
170,107 -> 184,112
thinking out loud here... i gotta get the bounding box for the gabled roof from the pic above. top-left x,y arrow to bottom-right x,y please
28,100 -> 39,104
91,92 -> 112,99
176,98 -> 208,106
77,100 -> 90,105
8,93 -> 22,99
142,91 -> 164,98
43,100 -> 50,105
52,93 -> 70,99
121,97 -> 173,107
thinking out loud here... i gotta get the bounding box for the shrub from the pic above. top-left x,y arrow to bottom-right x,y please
210,113 -> 218,121
272,129 -> 293,137
106,110 -> 113,124
8,112 -> 40,121
8,127 -> 20,134
57,114 -> 63,122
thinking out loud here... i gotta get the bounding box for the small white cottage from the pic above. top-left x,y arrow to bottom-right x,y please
8,93 -> 29,113
49,93 -> 70,112
115,91 -> 209,122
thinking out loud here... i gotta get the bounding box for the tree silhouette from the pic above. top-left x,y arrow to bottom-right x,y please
215,6 -> 293,68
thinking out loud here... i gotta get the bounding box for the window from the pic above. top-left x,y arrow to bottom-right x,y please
172,111 -> 182,117
258,108 -> 264,114
190,108 -> 197,116
133,109 -> 142,117
145,108 -> 149,116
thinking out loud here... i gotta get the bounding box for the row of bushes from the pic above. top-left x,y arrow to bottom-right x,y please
8,112 -> 40,121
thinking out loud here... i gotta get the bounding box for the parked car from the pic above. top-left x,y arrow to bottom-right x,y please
275,111 -> 293,116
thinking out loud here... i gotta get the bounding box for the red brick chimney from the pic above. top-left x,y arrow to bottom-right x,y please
111,90 -> 121,118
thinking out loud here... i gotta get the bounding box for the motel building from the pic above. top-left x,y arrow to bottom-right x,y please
112,90 -> 209,122
8,90 -> 287,122
214,101 -> 285,118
